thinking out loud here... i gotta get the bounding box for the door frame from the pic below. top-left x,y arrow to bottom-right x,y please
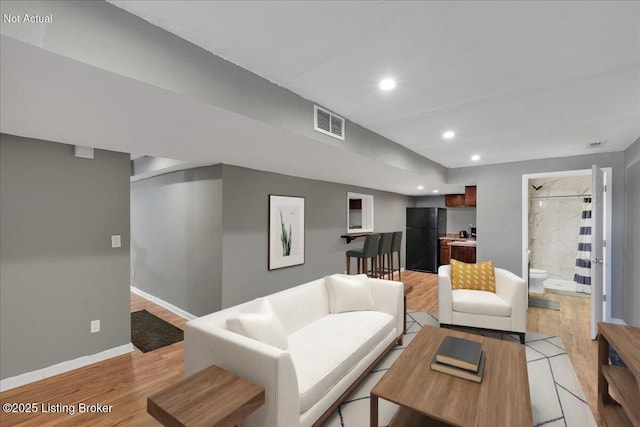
520,168 -> 613,321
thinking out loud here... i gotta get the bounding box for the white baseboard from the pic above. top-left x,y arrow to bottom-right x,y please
0,343 -> 133,392
609,318 -> 627,325
130,286 -> 196,320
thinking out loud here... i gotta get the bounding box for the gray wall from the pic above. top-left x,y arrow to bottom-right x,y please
130,164 -> 414,312
625,138 -> 640,327
416,196 -> 446,208
130,166 -> 223,317
449,151 -> 626,318
446,208 -> 477,235
0,134 -> 131,380
415,196 -> 477,235
220,165 -> 413,308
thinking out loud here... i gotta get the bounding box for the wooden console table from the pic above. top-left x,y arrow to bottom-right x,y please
148,364 -> 265,427
597,322 -> 640,427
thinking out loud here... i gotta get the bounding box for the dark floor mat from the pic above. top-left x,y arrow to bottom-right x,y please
131,309 -> 183,353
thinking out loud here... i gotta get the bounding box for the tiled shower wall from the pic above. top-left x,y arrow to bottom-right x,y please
528,175 -> 591,280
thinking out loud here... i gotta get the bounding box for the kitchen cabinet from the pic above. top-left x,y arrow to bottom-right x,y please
445,186 -> 476,208
464,186 -> 476,207
439,239 -> 453,266
450,245 -> 476,263
445,194 -> 465,207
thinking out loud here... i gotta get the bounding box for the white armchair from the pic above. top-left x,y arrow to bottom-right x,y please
438,265 -> 527,343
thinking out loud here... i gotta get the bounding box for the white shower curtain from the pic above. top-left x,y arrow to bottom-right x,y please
574,197 -> 592,294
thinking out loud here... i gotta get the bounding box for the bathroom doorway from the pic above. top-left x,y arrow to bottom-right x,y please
521,168 -> 613,323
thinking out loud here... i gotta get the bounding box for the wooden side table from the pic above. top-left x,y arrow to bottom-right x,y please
148,364 -> 265,427
597,322 -> 640,427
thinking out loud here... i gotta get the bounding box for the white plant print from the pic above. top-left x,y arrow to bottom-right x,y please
269,196 -> 305,270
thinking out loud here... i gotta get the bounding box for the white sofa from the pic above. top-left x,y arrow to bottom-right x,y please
184,274 -> 404,427
438,265 -> 527,343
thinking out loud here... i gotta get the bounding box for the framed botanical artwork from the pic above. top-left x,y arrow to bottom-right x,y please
269,195 -> 305,270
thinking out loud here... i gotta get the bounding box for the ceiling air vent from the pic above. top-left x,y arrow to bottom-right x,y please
314,105 -> 345,141
588,140 -> 607,148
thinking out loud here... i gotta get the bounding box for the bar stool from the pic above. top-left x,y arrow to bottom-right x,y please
377,232 -> 393,279
346,234 -> 381,277
390,231 -> 403,280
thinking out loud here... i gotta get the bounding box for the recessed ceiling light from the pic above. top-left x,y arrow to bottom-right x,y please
417,186 -> 424,190
433,189 -> 439,193
379,78 -> 396,91
443,131 -> 455,139
471,154 -> 480,161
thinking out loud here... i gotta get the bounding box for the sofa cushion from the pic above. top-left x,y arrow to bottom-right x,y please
226,298 -> 288,350
450,259 -> 496,293
325,274 -> 375,313
266,278 -> 330,335
287,311 -> 394,413
452,289 -> 512,317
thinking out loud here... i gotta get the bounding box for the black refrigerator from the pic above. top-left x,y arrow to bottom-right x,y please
406,208 -> 447,273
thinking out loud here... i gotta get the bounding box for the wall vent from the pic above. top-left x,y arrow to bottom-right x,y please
74,145 -> 94,159
314,105 -> 345,141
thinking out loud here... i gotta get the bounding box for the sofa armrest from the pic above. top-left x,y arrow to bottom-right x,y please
184,319 -> 300,427
438,265 -> 453,324
368,278 -> 404,337
495,268 -> 527,332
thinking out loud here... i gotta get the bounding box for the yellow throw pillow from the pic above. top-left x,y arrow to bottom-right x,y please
450,259 -> 496,293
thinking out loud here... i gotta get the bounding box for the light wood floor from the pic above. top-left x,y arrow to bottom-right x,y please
0,272 -> 601,426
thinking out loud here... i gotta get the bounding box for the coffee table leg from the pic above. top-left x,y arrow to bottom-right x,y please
370,395 -> 378,427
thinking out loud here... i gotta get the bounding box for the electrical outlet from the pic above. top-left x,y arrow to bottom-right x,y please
91,319 -> 100,333
111,235 -> 121,248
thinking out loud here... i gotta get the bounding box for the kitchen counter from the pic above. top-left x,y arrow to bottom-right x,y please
440,236 -> 477,265
448,240 -> 477,247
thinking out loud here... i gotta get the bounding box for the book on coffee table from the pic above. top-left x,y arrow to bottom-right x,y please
435,335 -> 482,371
431,351 -> 486,383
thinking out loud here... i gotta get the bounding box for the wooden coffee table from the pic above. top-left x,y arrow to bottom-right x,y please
371,325 -> 532,426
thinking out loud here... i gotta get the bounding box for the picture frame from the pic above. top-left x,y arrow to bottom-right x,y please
269,195 -> 305,270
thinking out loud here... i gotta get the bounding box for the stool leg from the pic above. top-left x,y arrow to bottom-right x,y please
392,252 -> 397,280
373,257 -> 378,278
347,256 -> 350,275
398,252 -> 402,281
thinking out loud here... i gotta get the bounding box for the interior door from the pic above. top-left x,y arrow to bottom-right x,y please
590,165 -> 604,340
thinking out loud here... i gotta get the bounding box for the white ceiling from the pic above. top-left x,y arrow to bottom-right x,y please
1,1 -> 639,197
108,0 -> 640,168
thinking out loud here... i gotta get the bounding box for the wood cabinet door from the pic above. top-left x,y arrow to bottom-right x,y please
445,194 -> 464,207
464,186 -> 477,206
450,246 -> 476,263
464,246 -> 477,263
439,240 -> 451,266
